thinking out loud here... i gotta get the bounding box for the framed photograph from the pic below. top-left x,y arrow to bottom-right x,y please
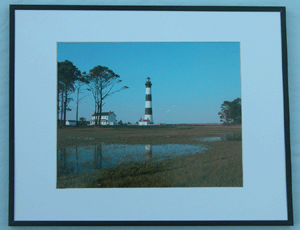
9,5 -> 293,226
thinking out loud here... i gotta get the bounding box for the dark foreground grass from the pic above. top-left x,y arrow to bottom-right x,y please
89,141 -> 242,188
57,125 -> 242,188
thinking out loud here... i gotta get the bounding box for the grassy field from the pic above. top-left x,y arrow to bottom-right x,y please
57,125 -> 242,188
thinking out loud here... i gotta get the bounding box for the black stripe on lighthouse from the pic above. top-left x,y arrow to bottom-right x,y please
145,108 -> 152,115
146,95 -> 152,101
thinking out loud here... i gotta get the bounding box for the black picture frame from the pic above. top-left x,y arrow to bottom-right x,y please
9,5 -> 293,226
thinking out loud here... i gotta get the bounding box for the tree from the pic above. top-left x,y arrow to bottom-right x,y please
79,117 -> 86,125
218,97 -> 241,125
57,60 -> 81,127
74,71 -> 89,126
88,65 -> 128,126
79,117 -> 86,122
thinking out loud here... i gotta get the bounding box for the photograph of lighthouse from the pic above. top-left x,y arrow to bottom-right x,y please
57,42 -> 242,188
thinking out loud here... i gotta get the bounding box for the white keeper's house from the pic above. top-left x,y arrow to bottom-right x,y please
90,111 -> 117,126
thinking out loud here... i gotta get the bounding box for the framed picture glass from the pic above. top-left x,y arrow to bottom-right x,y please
9,5 -> 293,226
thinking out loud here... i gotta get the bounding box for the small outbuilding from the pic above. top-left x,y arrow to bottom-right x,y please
65,120 -> 76,126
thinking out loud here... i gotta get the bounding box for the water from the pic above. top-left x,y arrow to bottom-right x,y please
197,137 -> 222,142
57,143 -> 207,174
196,133 -> 242,142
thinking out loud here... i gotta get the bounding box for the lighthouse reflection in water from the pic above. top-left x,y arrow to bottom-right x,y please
145,144 -> 152,160
57,143 -> 207,176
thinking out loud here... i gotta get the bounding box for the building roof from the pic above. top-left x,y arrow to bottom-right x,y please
138,118 -> 150,122
92,111 -> 115,116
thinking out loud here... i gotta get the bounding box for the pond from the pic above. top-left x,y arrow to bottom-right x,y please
196,133 -> 242,142
57,143 -> 207,175
197,136 -> 222,142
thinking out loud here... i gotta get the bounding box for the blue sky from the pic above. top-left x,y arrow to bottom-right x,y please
57,42 -> 241,124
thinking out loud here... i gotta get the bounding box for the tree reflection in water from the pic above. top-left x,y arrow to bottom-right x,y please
57,143 -> 206,176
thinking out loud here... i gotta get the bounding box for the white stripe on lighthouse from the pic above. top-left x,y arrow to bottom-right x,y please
146,88 -> 151,95
145,101 -> 152,108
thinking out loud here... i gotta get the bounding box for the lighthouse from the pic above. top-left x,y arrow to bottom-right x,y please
138,77 -> 153,125
145,77 -> 153,123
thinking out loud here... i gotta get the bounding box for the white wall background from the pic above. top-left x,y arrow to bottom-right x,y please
0,0 -> 299,229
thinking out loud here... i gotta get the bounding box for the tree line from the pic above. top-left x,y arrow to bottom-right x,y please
57,60 -> 128,127
218,97 -> 241,125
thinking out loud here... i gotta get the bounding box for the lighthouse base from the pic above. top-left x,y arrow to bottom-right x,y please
144,115 -> 153,123
138,118 -> 153,126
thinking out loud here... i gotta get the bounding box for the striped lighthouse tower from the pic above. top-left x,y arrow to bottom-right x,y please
144,77 -> 153,123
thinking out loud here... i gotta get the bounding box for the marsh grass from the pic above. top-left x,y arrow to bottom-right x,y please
57,125 -> 242,188
57,125 -> 241,147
